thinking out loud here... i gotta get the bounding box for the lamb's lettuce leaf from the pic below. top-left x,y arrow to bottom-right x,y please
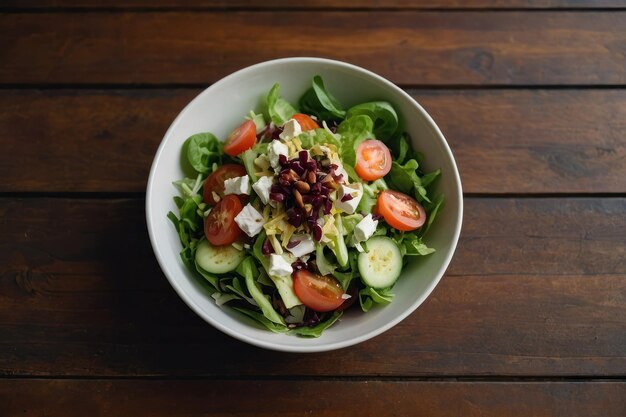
184,132 -> 223,174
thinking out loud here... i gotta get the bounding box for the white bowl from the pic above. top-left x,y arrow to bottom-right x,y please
146,57 -> 463,352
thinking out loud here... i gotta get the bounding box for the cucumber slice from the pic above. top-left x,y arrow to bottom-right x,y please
195,239 -> 245,274
358,236 -> 402,289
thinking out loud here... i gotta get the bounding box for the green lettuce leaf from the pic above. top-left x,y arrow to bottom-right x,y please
233,308 -> 289,334
346,101 -> 398,140
291,311 -> 343,338
265,83 -> 297,125
237,257 -> 285,326
359,286 -> 394,312
337,114 -> 374,168
299,75 -> 346,120
184,132 -> 223,174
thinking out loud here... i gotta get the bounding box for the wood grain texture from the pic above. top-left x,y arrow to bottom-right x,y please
1,89 -> 624,193
1,12 -> 625,85
1,380 -> 625,417
1,197 -> 624,377
3,0 -> 625,9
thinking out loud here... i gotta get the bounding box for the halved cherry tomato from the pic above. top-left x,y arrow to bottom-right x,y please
375,189 -> 426,231
223,119 -> 256,156
293,270 -> 345,312
355,139 -> 392,181
204,194 -> 243,246
292,113 -> 320,131
203,164 -> 248,206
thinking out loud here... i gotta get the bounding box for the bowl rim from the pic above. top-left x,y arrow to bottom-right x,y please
146,57 -> 463,352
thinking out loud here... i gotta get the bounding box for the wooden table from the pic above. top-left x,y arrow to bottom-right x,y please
1,1 -> 625,415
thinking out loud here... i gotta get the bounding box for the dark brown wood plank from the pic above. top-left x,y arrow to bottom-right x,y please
2,0 -> 624,9
1,197 -> 624,377
1,12 -> 624,85
2,380 -> 625,417
1,89 -> 624,193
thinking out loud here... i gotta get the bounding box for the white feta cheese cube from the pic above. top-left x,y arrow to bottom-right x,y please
234,203 -> 264,237
223,175 -> 250,195
335,183 -> 363,214
252,175 -> 273,205
286,235 -> 315,258
279,118 -> 302,141
353,214 -> 378,243
268,140 -> 289,171
269,254 -> 293,277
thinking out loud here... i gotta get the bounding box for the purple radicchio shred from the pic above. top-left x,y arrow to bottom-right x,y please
286,207 -> 303,227
308,206 -> 320,222
242,234 -> 256,245
278,154 -> 288,167
299,150 -> 309,164
286,239 -> 300,249
341,193 -> 354,202
312,195 -> 325,209
288,308 -> 322,328
269,192 -> 285,202
272,292 -> 289,317
308,220 -> 323,241
289,160 -> 305,176
291,259 -> 307,271
372,214 -> 384,221
271,126 -> 284,140
262,238 -> 274,255
307,259 -> 318,273
311,182 -> 322,194
306,160 -> 318,172
324,199 -> 332,215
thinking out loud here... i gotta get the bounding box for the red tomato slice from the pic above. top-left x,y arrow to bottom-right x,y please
203,164 -> 248,206
292,113 -> 320,131
293,270 -> 345,312
376,189 -> 426,231
204,194 -> 243,246
223,120 -> 256,156
355,139 -> 392,181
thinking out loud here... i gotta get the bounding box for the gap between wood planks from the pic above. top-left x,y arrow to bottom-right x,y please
1,84 -> 626,90
1,375 -> 624,381
0,192 -> 624,199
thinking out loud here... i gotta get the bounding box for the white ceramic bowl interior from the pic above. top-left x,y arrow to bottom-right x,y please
146,57 -> 463,352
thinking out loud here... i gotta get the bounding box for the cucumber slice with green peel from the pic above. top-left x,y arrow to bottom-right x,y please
358,236 -> 403,289
195,238 -> 245,274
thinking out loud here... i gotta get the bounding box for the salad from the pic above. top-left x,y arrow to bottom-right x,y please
168,76 -> 443,337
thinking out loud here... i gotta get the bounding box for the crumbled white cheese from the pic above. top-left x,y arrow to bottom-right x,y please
234,203 -> 264,237
279,118 -> 302,141
268,140 -> 289,171
354,214 -> 378,243
335,183 -> 363,214
223,175 -> 250,195
269,253 -> 293,277
287,235 -> 315,258
341,293 -> 352,300
252,175 -> 273,205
